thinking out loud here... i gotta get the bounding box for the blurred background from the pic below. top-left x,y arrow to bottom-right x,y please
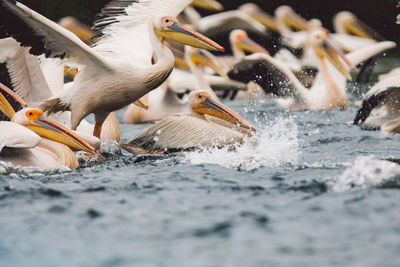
17,0 -> 400,44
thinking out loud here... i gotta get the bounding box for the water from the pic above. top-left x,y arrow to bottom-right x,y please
1,88 -> 400,266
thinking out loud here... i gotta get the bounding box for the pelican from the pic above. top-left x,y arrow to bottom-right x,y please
228,30 -> 396,111
332,11 -> 384,52
274,5 -> 309,50
120,91 -> 255,154
354,75 -> 400,130
0,0 -> 224,139
0,85 -> 96,169
0,37 -> 121,143
182,3 -> 281,56
238,3 -> 280,33
123,46 -> 227,123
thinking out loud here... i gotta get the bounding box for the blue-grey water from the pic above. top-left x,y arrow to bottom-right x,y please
1,67 -> 400,266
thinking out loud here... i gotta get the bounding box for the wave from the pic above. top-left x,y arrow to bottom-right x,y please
330,156 -> 400,192
183,117 -> 300,171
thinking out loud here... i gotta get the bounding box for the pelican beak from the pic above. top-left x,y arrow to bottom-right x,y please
190,0 -> 223,11
156,22 -> 224,52
27,113 -> 97,155
314,37 -> 353,80
190,49 -> 229,79
235,36 -> 270,55
175,57 -> 190,70
0,83 -> 28,119
250,12 -> 280,32
193,96 -> 255,131
282,11 -> 308,31
64,66 -> 78,78
0,92 -> 16,119
134,98 -> 149,110
344,19 -> 385,41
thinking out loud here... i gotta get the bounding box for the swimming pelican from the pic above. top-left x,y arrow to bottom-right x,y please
354,75 -> 400,130
332,11 -> 384,52
123,46 -> 227,123
0,37 -> 121,143
0,86 -> 96,169
228,30 -> 396,110
120,91 -> 255,154
0,0 -> 224,139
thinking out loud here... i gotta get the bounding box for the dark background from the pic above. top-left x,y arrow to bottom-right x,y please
16,0 -> 400,44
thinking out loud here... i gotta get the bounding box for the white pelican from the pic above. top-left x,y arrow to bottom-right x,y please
332,11 -> 384,52
354,75 -> 400,130
274,5 -> 309,50
229,30 -> 396,111
120,90 -> 254,154
182,4 -> 281,56
0,0 -> 224,139
123,45 -> 227,123
238,3 -> 280,33
0,37 -> 121,143
0,88 -> 96,169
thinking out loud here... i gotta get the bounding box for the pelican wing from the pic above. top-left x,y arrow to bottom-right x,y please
122,114 -> 244,153
93,0 -> 193,37
228,53 -> 305,97
0,0 -> 111,70
0,38 -> 53,105
346,41 -> 396,67
91,0 -> 193,67
0,121 -> 40,153
196,11 -> 266,34
354,75 -> 400,126
331,33 -> 376,52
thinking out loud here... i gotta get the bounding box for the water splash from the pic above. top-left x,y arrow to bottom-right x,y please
330,156 -> 400,192
183,117 -> 300,171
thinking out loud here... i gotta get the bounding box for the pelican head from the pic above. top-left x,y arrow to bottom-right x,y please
190,91 -> 255,131
239,3 -> 279,32
11,108 -> 97,155
230,29 -> 270,55
275,5 -> 308,31
333,11 -> 384,41
187,47 -> 228,79
190,0 -> 223,11
311,30 -> 353,80
154,17 -> 224,52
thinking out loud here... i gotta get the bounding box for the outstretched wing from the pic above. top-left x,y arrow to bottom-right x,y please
228,53 -> 303,97
0,0 -> 111,70
92,0 -> 193,66
0,37 -> 53,106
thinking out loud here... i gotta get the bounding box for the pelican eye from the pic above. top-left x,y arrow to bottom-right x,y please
29,112 -> 33,116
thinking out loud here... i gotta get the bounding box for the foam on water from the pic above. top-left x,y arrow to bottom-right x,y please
330,156 -> 400,192
183,117 -> 300,171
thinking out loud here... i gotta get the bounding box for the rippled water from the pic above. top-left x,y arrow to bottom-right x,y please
1,82 -> 400,266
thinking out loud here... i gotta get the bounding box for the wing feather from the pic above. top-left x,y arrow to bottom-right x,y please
0,38 -> 53,105
0,0 -> 111,70
123,114 -> 244,152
